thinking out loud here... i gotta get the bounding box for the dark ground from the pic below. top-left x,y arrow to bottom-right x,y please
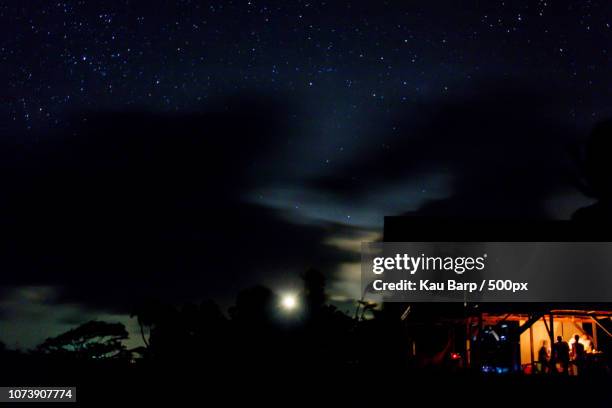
2,359 -> 611,407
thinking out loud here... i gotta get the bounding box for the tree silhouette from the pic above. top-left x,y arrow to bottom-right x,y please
302,268 -> 326,316
35,321 -> 128,360
130,299 -> 168,349
130,298 -> 230,365
229,285 -> 275,327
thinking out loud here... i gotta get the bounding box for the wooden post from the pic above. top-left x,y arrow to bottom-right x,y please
529,325 -> 534,368
466,317 -> 471,368
549,313 -> 554,344
548,313 -> 555,372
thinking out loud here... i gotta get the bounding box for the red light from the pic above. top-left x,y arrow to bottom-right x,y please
450,352 -> 461,360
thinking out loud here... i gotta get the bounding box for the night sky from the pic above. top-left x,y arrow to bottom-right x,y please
1,0 -> 611,348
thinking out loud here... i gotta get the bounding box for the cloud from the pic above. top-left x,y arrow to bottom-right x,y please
302,79 -> 587,219
0,96 -> 360,315
0,79 -> 596,329
0,286 -> 142,350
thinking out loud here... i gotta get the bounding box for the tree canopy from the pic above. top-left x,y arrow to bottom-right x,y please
35,320 -> 128,360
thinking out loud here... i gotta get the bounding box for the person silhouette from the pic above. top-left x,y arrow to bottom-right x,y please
537,340 -> 550,374
553,335 -> 570,374
571,334 -> 586,375
573,119 -> 612,221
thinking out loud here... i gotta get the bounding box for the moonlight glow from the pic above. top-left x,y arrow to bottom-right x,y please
280,294 -> 298,311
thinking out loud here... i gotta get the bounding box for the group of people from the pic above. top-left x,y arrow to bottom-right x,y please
537,334 -> 594,375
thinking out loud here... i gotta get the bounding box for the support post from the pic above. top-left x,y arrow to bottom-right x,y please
548,313 -> 555,372
529,325 -> 534,368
